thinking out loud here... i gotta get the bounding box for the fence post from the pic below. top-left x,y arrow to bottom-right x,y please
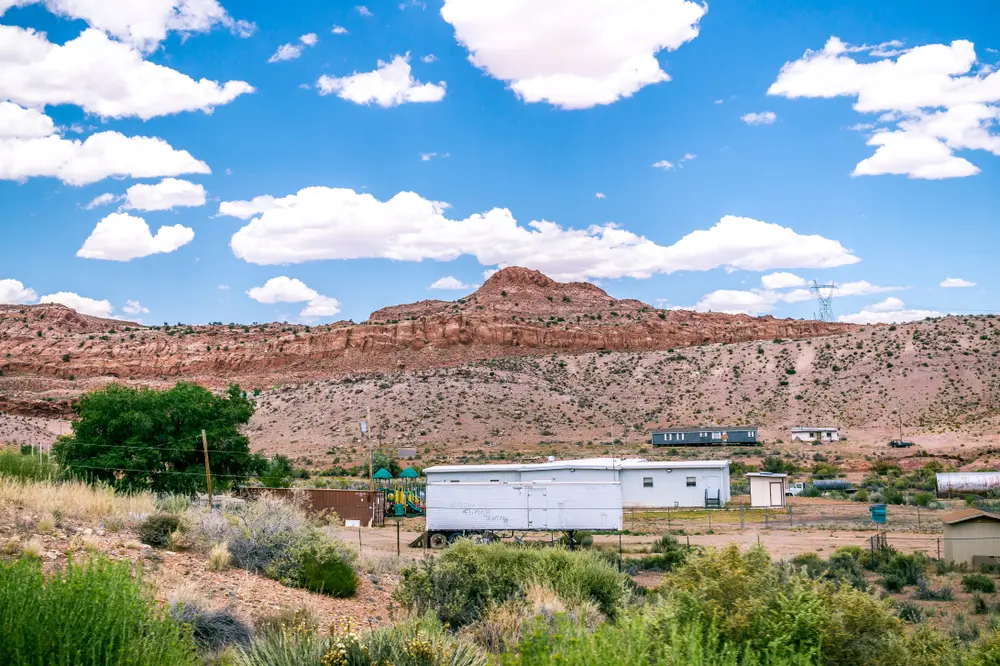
788,504 -> 793,527
686,535 -> 690,551
631,508 -> 635,531
740,504 -> 745,530
937,537 -> 941,561
667,507 -> 671,530
708,511 -> 712,531
396,519 -> 401,556
765,510 -> 769,528
917,505 -> 921,530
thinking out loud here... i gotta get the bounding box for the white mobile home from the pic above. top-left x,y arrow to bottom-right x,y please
791,426 -> 840,443
423,458 -> 731,508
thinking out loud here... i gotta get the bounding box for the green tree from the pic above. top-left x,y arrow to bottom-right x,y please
53,382 -> 257,494
258,454 -> 294,488
371,449 -> 401,477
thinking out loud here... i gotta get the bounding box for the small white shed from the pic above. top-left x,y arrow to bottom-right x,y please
791,426 -> 840,442
746,472 -> 787,508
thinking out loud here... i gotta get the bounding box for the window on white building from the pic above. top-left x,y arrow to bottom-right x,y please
686,477 -> 696,487
711,432 -> 722,440
643,477 -> 653,488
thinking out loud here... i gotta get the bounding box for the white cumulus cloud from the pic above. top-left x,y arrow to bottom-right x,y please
332,25 -> 349,35
84,192 -> 121,209
246,276 -> 340,319
440,0 -> 705,109
0,278 -> 37,304
696,289 -> 781,315
761,272 -> 806,289
741,111 -> 777,125
0,0 -> 253,51
268,33 -> 319,63
941,277 -> 976,288
221,187 -> 859,281
0,100 -> 55,138
652,160 -> 674,170
356,5 -> 372,16
123,178 -> 206,211
0,25 -> 254,120
77,212 -> 194,261
768,37 -> 1000,179
429,276 -> 475,290
122,299 -> 149,315
38,291 -> 114,318
0,127 -> 210,185
838,297 -> 942,324
317,55 -> 446,107
595,192 -> 606,199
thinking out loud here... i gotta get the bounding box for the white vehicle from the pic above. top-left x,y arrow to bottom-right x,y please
785,482 -> 805,497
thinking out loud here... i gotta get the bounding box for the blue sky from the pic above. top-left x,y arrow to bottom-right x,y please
1,0 -> 998,326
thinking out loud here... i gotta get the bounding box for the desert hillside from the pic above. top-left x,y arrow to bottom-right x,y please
242,314 -> 1000,468
0,266 -> 850,414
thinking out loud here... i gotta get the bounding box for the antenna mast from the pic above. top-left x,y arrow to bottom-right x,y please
810,280 -> 838,322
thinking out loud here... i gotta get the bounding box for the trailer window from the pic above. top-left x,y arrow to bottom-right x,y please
686,477 -> 696,487
489,479 -> 499,483
643,477 -> 653,488
711,432 -> 722,440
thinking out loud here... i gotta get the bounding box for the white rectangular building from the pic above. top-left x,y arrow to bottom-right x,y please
791,426 -> 840,442
423,458 -> 731,508
746,472 -> 787,507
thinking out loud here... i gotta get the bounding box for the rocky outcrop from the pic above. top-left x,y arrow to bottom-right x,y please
0,268 -> 855,386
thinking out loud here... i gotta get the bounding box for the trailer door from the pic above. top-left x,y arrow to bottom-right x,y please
527,486 -> 548,530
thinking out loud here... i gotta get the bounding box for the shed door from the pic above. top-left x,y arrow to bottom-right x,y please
704,475 -> 719,496
527,487 -> 547,530
769,482 -> 784,507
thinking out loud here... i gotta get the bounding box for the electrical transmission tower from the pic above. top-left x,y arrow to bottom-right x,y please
811,280 -> 838,322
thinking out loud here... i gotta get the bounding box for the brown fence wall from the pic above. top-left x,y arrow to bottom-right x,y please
239,488 -> 385,527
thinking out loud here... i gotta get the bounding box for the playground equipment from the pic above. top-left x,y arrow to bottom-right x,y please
374,467 -> 425,517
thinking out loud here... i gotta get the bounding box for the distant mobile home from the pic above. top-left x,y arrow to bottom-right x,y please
791,427 -> 840,442
651,426 -> 758,446
423,458 -> 731,508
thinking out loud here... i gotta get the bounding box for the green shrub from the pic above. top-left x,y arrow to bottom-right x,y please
962,573 -> 997,594
878,552 -> 927,587
139,513 -> 182,548
395,541 -> 629,628
0,450 -> 61,482
882,573 -> 905,593
293,539 -> 358,597
0,556 -> 197,666
897,600 -> 925,623
972,594 -> 989,614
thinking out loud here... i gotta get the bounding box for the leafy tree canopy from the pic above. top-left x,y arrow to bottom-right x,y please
53,382 -> 258,494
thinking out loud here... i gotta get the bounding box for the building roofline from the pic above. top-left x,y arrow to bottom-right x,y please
790,426 -> 839,431
940,508 -> 1000,525
746,472 -> 787,478
650,426 -> 756,433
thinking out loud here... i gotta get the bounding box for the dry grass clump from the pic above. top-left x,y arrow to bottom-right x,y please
360,552 -> 404,576
0,477 -> 155,523
208,543 -> 231,572
21,538 -> 43,559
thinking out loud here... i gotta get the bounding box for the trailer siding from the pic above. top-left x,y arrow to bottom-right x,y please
426,481 -> 623,532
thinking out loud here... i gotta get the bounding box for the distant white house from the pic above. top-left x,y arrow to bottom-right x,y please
791,426 -> 840,442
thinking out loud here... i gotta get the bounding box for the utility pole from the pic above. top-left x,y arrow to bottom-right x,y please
201,429 -> 213,507
367,406 -> 374,491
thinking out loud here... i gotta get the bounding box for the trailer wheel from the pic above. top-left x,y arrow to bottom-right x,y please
429,533 -> 448,549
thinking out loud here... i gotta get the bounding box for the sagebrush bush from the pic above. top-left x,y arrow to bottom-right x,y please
292,538 -> 358,597
170,601 -> 252,652
963,573 -> 997,594
0,556 -> 197,666
395,541 -> 629,628
139,513 -> 182,548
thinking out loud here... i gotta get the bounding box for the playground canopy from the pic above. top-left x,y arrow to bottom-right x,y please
400,467 -> 419,479
373,467 -> 393,480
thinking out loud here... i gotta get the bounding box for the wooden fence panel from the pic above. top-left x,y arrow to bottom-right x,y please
239,488 -> 385,527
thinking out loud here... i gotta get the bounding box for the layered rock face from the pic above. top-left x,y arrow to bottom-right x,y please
0,267 -> 854,386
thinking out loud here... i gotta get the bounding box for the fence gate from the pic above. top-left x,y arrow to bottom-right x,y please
868,531 -> 889,567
